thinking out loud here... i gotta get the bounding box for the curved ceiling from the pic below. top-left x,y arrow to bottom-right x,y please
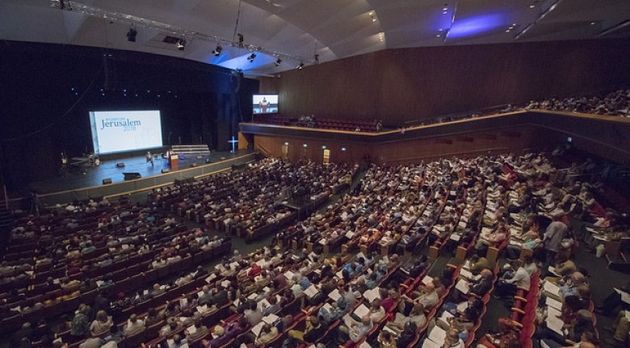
1,0 -> 629,76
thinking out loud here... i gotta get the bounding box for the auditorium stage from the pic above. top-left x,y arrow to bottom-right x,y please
27,150 -> 256,205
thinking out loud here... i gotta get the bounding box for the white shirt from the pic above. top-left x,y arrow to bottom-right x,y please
506,267 -> 531,291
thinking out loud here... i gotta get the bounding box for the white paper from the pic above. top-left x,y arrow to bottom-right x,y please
455,279 -> 470,294
427,326 -> 447,345
328,289 -> 341,302
363,288 -> 380,303
284,271 -> 295,280
263,313 -> 280,325
304,285 -> 320,298
545,297 -> 562,310
251,322 -> 265,336
353,304 -> 370,318
186,325 -> 197,335
543,281 -> 560,297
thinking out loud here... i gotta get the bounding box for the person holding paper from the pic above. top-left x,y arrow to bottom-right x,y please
405,282 -> 439,311
495,260 -> 531,298
254,323 -> 278,346
319,301 -> 345,324
386,302 -> 426,334
369,299 -> 386,323
558,272 -> 588,300
469,253 -> 491,275
286,316 -> 324,344
444,328 -> 465,348
186,321 -> 208,342
553,255 -> 577,277
337,315 -> 372,343
244,301 -> 263,326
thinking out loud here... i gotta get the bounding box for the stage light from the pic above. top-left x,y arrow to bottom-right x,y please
274,58 -> 282,66
529,3 -> 535,8
237,33 -> 244,47
297,62 -> 304,70
247,53 -> 257,62
322,145 -> 326,149
341,147 -> 347,152
590,21 -> 596,25
212,45 -> 223,56
303,144 -> 308,148
126,27 -> 137,42
176,39 -> 186,50
284,142 -> 289,146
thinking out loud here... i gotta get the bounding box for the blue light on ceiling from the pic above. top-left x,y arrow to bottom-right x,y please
216,52 -> 276,72
446,13 -> 506,39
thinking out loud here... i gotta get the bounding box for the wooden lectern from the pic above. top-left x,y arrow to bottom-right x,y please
169,153 -> 179,170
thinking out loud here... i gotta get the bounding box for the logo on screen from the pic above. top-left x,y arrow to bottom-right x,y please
100,117 -> 142,131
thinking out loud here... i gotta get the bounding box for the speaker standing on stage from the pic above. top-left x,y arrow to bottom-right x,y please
146,151 -> 154,167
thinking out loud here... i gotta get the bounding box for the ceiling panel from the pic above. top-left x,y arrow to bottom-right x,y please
0,0 -> 628,75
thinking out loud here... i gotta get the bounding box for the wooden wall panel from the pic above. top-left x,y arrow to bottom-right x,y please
253,125 -> 565,164
261,39 -> 630,125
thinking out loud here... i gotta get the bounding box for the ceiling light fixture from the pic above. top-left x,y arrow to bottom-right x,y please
50,1 -> 313,65
126,27 -> 137,42
368,10 -> 377,23
212,45 -> 222,56
237,33 -> 244,47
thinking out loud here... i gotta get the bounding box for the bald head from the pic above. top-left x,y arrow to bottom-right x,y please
571,272 -> 586,284
480,269 -> 493,278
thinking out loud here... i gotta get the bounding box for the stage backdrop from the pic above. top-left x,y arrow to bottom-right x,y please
260,38 -> 630,126
0,41 -> 258,191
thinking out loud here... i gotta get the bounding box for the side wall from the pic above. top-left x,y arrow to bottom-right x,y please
261,39 -> 630,125
252,125 -> 564,164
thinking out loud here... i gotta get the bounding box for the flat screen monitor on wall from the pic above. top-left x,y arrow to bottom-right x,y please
89,110 -> 163,155
253,94 -> 279,114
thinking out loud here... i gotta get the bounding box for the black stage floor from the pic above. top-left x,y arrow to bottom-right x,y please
29,150 -> 250,194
